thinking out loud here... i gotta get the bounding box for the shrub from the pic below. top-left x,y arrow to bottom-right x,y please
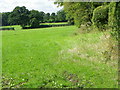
108,2 -> 120,40
92,5 -> 109,30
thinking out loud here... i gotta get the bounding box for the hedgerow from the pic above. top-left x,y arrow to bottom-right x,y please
92,5 -> 109,30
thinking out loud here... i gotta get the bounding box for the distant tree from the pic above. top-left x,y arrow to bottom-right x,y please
30,18 -> 39,28
2,12 -> 11,26
57,10 -> 66,22
44,13 -> 50,22
39,11 -> 45,23
29,10 -> 41,20
8,12 -> 18,25
50,13 -> 56,22
29,10 -> 41,27
29,10 -> 46,27
8,6 -> 30,28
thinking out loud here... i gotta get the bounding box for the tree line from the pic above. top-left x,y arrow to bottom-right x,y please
55,2 -> 120,39
1,6 -> 67,28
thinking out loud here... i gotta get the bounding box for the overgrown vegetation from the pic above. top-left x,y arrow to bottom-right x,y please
92,5 -> 109,30
54,2 -> 119,69
55,2 -> 119,39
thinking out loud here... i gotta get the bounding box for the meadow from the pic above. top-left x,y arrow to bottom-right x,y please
41,22 -> 68,25
2,25 -> 118,88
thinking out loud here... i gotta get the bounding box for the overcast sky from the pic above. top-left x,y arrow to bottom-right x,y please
0,0 -> 63,13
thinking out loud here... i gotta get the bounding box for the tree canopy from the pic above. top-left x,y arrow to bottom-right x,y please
8,6 -> 30,28
55,1 -> 119,39
2,6 -> 67,28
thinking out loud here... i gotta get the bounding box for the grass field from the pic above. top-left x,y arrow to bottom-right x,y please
1,22 -> 68,31
2,26 -> 118,88
41,22 -> 68,25
1,25 -> 22,30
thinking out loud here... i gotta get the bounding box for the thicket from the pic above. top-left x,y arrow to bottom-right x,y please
54,1 -> 119,63
108,2 -> 120,40
92,5 -> 109,30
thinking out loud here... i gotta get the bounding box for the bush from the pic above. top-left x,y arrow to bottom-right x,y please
108,2 -> 120,40
92,5 -> 109,30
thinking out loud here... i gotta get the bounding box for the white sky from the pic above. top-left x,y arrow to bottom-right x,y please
0,0 -> 63,13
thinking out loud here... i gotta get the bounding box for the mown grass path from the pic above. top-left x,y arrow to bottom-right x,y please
2,26 -> 118,88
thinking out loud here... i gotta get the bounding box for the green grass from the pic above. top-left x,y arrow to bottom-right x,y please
41,22 -> 68,25
2,26 -> 118,88
1,22 -> 68,31
2,25 -> 22,30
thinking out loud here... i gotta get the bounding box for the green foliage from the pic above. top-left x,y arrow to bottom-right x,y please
54,1 -> 63,7
64,2 -> 76,25
8,6 -> 30,28
108,2 -> 117,39
29,10 -> 44,27
44,13 -> 50,22
2,12 -> 11,26
30,18 -> 39,28
92,2 -> 104,8
108,2 -> 120,40
43,11 -> 67,23
64,2 -> 93,27
116,2 -> 120,39
50,13 -> 56,22
74,3 -> 93,28
92,5 -> 109,30
29,10 -> 41,20
2,6 -> 67,27
56,10 -> 66,22
39,11 -> 45,23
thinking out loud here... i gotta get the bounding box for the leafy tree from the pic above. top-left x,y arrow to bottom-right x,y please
29,10 -> 45,27
29,10 -> 41,20
2,12 -> 11,26
57,10 -> 66,22
8,6 -> 30,28
50,13 -> 56,22
29,10 -> 41,27
54,1 -> 119,40
55,1 -> 105,27
30,18 -> 39,28
44,13 -> 50,22
92,5 -> 109,30
64,2 -> 93,27
39,11 -> 45,23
